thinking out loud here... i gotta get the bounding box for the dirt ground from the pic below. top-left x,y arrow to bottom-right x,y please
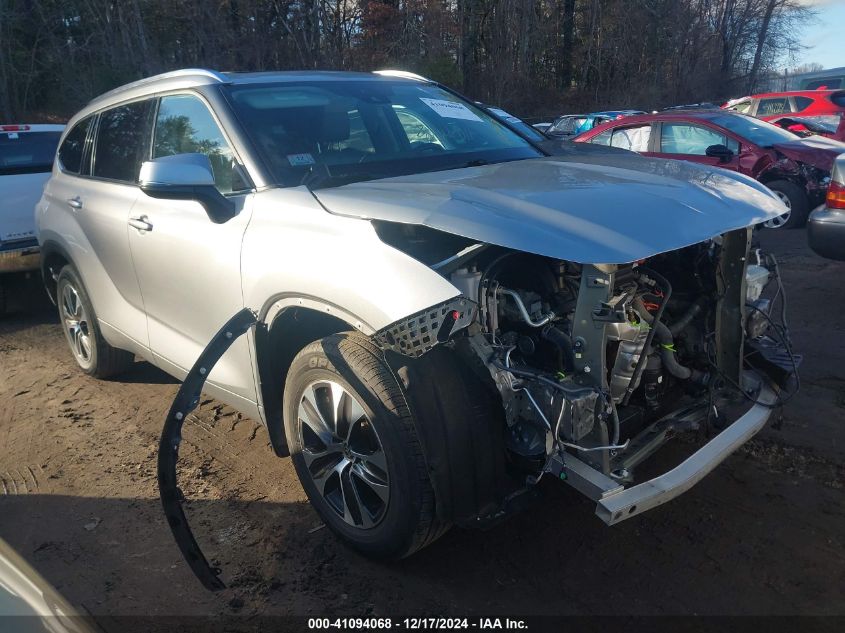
0,230 -> 843,630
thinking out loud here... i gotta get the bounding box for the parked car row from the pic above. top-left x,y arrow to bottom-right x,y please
573,109 -> 844,229
528,88 -> 845,230
542,110 -> 647,139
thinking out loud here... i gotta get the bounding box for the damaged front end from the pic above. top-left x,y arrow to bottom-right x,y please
371,225 -> 799,527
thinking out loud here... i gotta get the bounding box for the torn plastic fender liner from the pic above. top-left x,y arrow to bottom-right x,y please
371,296 -> 521,525
157,308 -> 257,591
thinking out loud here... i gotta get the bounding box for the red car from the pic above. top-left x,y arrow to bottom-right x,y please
723,90 -> 845,121
573,110 -> 845,228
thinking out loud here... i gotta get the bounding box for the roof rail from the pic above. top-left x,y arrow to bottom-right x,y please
88,68 -> 229,105
373,69 -> 430,82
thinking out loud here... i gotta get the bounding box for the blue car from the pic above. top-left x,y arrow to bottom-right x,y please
547,110 -> 646,138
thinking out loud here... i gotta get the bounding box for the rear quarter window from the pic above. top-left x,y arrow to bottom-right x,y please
793,96 -> 814,112
58,118 -> 92,174
589,129 -> 613,145
727,100 -> 752,114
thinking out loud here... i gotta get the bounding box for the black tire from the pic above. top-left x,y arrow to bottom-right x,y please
56,265 -> 134,378
764,180 -> 810,229
283,332 -> 449,559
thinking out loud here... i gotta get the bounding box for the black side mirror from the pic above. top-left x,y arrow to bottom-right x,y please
138,153 -> 236,224
705,144 -> 735,163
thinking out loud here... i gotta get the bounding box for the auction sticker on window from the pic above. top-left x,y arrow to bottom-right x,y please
420,98 -> 482,122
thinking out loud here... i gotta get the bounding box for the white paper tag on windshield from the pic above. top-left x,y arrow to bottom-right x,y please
287,153 -> 315,166
420,98 -> 482,122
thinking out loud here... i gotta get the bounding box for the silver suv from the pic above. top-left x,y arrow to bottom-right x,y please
37,69 -> 795,561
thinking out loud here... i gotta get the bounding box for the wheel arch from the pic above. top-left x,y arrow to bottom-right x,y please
39,239 -> 75,305
254,296 -> 370,457
757,158 -> 805,188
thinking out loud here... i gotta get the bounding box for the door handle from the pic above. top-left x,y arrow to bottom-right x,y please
67,196 -> 83,209
128,215 -> 154,232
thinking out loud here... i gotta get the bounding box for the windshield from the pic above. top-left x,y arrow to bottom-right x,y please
708,113 -> 799,147
0,131 -> 61,175
225,80 -> 542,188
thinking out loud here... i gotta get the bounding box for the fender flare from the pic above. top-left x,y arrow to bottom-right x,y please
38,239 -> 78,302
157,308 -> 257,591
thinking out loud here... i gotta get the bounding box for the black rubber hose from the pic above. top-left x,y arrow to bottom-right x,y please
634,294 -> 704,337
649,319 -> 709,383
541,325 -> 576,372
650,320 -> 692,380
668,297 -> 705,337
622,267 -> 671,405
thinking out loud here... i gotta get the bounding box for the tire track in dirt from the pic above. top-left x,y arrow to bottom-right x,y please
0,465 -> 41,495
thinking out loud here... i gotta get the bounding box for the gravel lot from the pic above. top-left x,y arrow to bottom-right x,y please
0,229 -> 843,630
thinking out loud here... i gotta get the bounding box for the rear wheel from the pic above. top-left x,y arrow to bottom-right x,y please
56,265 -> 134,378
764,180 -> 809,229
283,332 -> 448,559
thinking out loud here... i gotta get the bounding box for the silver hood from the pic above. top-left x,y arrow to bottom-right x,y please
313,155 -> 786,264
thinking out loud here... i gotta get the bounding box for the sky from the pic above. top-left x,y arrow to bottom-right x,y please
796,0 -> 845,69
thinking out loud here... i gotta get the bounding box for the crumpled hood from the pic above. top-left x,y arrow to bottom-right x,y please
771,136 -> 845,172
313,155 -> 786,264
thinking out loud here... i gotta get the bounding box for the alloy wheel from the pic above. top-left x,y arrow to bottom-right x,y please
297,380 -> 389,529
764,190 -> 792,229
61,283 -> 93,368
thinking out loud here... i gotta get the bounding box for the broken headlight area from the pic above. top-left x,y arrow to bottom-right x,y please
386,228 -> 799,524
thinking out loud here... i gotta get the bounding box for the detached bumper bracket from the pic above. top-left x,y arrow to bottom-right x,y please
157,308 -> 257,591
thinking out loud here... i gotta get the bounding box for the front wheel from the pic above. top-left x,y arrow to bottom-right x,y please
764,180 -> 810,229
56,265 -> 134,378
283,332 -> 449,559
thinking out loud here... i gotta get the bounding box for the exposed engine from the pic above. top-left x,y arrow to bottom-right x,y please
442,234 -> 795,483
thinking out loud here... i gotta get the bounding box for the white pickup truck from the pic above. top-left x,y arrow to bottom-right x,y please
0,124 -> 64,307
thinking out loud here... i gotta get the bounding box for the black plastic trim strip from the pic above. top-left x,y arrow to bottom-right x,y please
157,308 -> 257,591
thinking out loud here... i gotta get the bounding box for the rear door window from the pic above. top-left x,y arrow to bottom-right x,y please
153,94 -> 240,193
0,129 -> 62,175
92,101 -> 154,183
58,118 -> 92,174
757,98 -> 790,116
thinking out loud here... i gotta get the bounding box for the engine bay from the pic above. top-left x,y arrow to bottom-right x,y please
421,229 -> 800,486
